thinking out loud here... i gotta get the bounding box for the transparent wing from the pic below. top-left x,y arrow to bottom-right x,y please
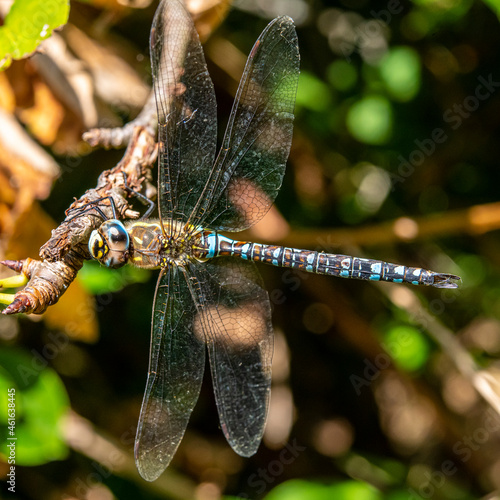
185,258 -> 274,456
135,266 -> 205,482
197,16 -> 300,232
150,0 -> 217,230
151,2 -> 299,233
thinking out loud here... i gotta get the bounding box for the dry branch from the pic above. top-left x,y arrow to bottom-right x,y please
1,126 -> 157,315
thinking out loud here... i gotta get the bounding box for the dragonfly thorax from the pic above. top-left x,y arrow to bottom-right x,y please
127,219 -> 205,269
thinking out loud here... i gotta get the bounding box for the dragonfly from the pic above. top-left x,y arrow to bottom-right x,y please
84,0 -> 460,482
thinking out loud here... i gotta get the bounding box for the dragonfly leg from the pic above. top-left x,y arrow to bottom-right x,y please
65,196 -> 117,222
121,172 -> 156,220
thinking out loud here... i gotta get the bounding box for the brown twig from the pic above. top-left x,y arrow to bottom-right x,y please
2,126 -> 157,315
82,92 -> 157,149
41,126 -> 157,262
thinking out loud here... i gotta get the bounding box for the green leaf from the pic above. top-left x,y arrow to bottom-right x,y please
0,348 -> 69,465
346,95 -> 393,145
328,481 -> 381,500
482,0 -> 500,18
264,479 -> 331,500
378,47 -> 421,102
327,60 -> 358,92
405,0 -> 473,37
296,71 -> 333,111
78,260 -> 151,295
0,0 -> 70,70
382,325 -> 430,372
264,480 -> 381,500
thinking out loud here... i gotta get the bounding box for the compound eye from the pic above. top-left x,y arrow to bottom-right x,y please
89,230 -> 108,262
88,220 -> 130,268
104,220 -> 129,252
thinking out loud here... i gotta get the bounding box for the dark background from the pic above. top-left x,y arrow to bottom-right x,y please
1,0 -> 500,499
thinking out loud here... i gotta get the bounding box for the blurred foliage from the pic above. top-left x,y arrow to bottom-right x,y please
381,325 -> 430,372
0,0 -> 70,70
346,95 -> 393,145
0,348 -> 69,465
1,0 -> 500,499
78,260 -> 151,295
378,47 -> 421,102
261,479 -> 381,500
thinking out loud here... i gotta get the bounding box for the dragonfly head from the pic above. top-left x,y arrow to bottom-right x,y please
88,220 -> 130,268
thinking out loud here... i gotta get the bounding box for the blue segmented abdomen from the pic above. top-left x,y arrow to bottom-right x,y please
198,231 -> 460,289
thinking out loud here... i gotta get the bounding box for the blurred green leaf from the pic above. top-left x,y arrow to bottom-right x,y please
378,47 -> 421,102
296,71 -> 333,111
329,481 -> 381,500
263,479 -> 332,500
406,0 -> 474,36
346,95 -> 392,145
482,0 -> 500,18
386,490 -> 422,500
0,368 -> 14,424
0,0 -> 70,70
264,480 -> 381,500
482,287 -> 500,320
382,325 -> 430,372
327,60 -> 358,91
0,348 -> 69,465
78,260 -> 151,295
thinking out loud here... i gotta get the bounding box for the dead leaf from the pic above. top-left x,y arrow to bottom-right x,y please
18,79 -> 65,146
188,0 -> 233,42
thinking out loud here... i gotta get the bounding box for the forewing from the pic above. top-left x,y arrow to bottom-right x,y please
198,16 -> 300,232
186,259 -> 274,456
150,0 -> 217,229
135,266 -> 205,482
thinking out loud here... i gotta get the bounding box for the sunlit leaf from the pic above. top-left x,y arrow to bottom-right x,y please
0,348 -> 69,465
263,479 -> 331,500
382,325 -> 430,372
0,0 -> 70,70
405,0 -> 474,36
78,259 -> 151,295
264,479 -> 381,500
296,71 -> 333,112
482,0 -> 500,19
328,481 -> 381,500
346,95 -> 392,145
378,47 -> 421,102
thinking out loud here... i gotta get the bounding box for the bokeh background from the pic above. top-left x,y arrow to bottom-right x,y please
1,0 -> 500,498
